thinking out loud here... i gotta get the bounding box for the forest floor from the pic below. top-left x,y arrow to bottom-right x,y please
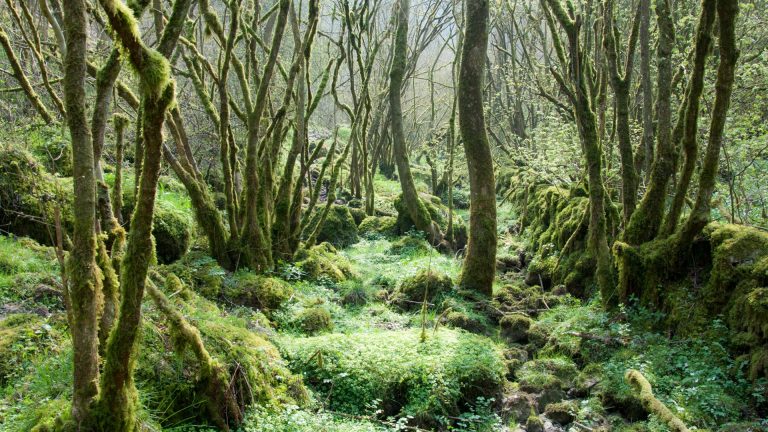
0,174 -> 765,432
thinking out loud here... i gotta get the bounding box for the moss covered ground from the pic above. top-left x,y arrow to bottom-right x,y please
0,169 -> 765,432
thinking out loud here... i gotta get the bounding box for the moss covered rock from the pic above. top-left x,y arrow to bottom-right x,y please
306,205 -> 359,248
358,215 -> 397,238
517,357 -> 578,393
294,242 -> 356,282
152,203 -> 192,264
0,148 -> 73,246
224,272 -> 293,313
388,235 -> 432,255
395,269 -> 453,310
297,307 -> 333,335
500,313 -> 533,343
544,400 -> 577,425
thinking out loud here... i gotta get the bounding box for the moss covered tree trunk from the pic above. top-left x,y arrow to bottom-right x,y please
389,0 -> 444,247
62,0 -> 102,423
241,0 -> 290,271
678,0 -> 739,246
92,0 -> 181,428
457,0 -> 496,297
623,0 -> 675,245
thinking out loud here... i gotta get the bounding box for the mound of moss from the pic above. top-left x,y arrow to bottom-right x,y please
0,148 -> 73,246
137,292 -> 308,429
394,269 -> 453,310
293,243 -> 356,282
224,272 -> 293,313
296,306 -> 333,335
387,235 -> 432,256
280,329 -> 507,428
306,205 -> 359,248
358,215 -> 397,238
394,193 -> 446,234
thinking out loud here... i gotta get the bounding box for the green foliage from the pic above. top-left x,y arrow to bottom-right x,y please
241,405 -> 389,431
279,329 -> 506,427
137,290 -> 308,428
166,250 -> 227,298
27,126 -> 72,176
0,314 -> 63,386
0,236 -> 61,310
387,234 -> 432,256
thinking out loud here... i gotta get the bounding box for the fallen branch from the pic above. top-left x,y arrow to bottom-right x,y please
625,369 -> 689,432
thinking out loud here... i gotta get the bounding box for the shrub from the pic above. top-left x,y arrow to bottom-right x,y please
280,329 -> 507,428
224,272 -> 293,313
296,307 -> 333,335
395,269 -> 453,310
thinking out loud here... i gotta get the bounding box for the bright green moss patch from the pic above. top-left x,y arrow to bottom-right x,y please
279,329 -> 506,427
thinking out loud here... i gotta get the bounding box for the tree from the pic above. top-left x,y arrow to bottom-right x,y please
388,0 -> 445,247
457,0 -> 496,297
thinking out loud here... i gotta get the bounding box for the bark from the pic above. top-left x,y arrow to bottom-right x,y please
62,0 -> 102,424
0,28 -> 54,124
623,0 -> 675,245
241,0 -> 290,271
457,0 -> 496,297
678,0 -> 739,246
662,0 -> 716,235
388,0 -> 444,247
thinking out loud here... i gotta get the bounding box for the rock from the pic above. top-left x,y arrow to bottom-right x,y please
503,346 -> 529,378
497,254 -> 522,272
535,384 -> 566,412
501,391 -> 536,424
526,415 -> 544,432
500,313 -> 533,343
543,401 -> 577,425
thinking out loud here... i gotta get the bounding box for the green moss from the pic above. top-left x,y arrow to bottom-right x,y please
358,215 -> 397,238
516,357 -> 578,392
499,313 -> 533,343
296,306 -> 333,335
166,251 -> 226,298
387,235 -> 432,256
543,400 -> 577,425
0,314 -> 47,384
293,243 -> 357,282
394,193 -> 446,234
137,292 -> 307,428
224,272 -> 293,313
394,269 -> 453,310
121,184 -> 194,264
280,328 -> 506,427
443,310 -> 484,333
305,205 -> 359,248
348,207 -> 367,225
0,148 -> 73,245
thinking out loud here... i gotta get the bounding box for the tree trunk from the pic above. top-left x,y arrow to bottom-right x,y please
457,0 -> 496,297
388,0 -> 443,247
62,0 -> 102,423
